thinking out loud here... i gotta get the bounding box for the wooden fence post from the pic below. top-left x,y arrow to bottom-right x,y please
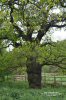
54,75 -> 56,86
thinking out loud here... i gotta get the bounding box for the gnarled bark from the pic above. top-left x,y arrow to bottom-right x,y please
26,57 -> 42,88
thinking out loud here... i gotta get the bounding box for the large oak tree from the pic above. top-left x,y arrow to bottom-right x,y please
0,0 -> 66,88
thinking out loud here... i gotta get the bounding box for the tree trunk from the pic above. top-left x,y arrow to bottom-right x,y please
26,57 -> 42,88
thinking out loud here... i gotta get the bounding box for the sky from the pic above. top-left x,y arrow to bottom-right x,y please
51,29 -> 66,42
49,7 -> 66,42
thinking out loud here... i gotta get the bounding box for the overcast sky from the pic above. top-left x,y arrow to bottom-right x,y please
51,29 -> 66,42
50,7 -> 66,42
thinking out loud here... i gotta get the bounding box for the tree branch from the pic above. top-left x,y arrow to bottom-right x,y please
0,43 -> 13,50
36,23 -> 50,41
51,24 -> 66,28
60,0 -> 66,8
41,56 -> 66,69
44,63 -> 66,69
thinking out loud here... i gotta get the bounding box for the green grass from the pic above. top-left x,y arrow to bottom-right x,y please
0,81 -> 66,100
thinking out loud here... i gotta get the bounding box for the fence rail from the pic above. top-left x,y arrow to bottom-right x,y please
42,73 -> 66,86
3,73 -> 66,86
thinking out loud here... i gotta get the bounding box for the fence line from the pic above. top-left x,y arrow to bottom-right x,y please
5,73 -> 66,86
12,74 -> 27,81
42,74 -> 66,86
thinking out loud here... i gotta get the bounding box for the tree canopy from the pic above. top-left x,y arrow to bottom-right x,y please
0,0 -> 66,68
0,0 -> 66,88
0,0 -> 66,46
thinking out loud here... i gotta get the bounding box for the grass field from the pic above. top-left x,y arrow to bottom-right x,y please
0,81 -> 66,100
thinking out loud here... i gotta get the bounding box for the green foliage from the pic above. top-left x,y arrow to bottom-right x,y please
0,40 -> 66,77
0,0 -> 66,80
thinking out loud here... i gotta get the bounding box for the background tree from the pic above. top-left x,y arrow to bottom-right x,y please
0,0 -> 66,88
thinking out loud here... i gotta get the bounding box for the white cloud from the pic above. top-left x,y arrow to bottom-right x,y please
51,29 -> 66,42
